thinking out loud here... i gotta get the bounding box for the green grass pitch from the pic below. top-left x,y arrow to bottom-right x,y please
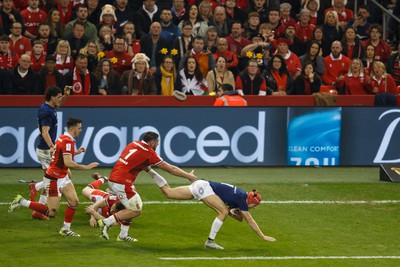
0,167 -> 399,267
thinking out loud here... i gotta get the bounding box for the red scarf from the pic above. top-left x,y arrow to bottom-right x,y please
58,2 -> 72,25
271,70 -> 287,91
304,77 -> 311,95
72,67 -> 90,95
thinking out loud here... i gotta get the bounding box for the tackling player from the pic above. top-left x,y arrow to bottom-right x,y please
9,118 -> 99,237
148,168 -> 276,250
96,131 -> 197,241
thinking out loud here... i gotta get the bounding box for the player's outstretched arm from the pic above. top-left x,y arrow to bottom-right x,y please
63,155 -> 99,170
85,199 -> 107,226
157,161 -> 196,182
242,211 -> 276,242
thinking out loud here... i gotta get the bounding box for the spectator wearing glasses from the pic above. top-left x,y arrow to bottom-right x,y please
104,36 -> 133,76
153,55 -> 179,96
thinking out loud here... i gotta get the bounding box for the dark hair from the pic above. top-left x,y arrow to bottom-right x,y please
268,8 -> 280,15
267,54 -> 288,75
184,55 -> 204,82
231,20 -> 243,29
192,36 -> 204,43
220,83 -> 233,92
73,20 -> 86,29
76,4 -> 88,12
369,24 -> 382,34
76,54 -> 88,61
357,4 -> 369,12
67,118 -> 82,128
0,35 -> 10,42
114,35 -> 125,43
44,86 -> 62,101
94,58 -> 117,84
142,131 -> 159,142
305,40 -> 321,60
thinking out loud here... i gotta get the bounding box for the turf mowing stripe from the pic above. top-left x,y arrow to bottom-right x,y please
159,256 -> 400,261
1,200 -> 400,205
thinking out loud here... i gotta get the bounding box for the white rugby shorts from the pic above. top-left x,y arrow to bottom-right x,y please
36,148 -> 52,169
189,180 -> 215,200
108,181 -> 142,211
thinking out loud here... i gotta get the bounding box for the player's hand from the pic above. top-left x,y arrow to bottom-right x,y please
262,235 -> 276,242
76,147 -> 86,154
85,206 -> 95,214
87,162 -> 100,169
188,170 -> 196,182
64,86 -> 71,96
89,217 -> 97,227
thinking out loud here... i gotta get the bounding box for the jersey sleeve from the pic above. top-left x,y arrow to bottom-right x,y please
60,138 -> 75,156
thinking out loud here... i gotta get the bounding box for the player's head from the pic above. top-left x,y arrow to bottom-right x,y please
45,86 -> 63,107
67,117 -> 83,138
247,190 -> 261,208
142,131 -> 159,150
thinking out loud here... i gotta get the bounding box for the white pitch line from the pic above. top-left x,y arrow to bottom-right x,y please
159,256 -> 400,261
1,200 -> 400,205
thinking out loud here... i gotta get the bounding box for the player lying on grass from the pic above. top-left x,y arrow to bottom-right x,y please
147,168 -> 276,250
83,173 -> 137,242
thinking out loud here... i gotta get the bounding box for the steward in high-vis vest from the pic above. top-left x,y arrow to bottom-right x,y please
213,84 -> 248,106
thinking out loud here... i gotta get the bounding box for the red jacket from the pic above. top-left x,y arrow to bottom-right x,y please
362,39 -> 392,63
367,74 -> 397,94
337,73 -> 369,95
322,54 -> 351,85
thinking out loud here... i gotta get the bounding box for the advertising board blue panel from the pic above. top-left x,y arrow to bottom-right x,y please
0,107 -> 399,167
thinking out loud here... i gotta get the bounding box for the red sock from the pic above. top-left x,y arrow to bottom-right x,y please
89,180 -> 103,189
64,204 -> 77,223
29,202 -> 49,215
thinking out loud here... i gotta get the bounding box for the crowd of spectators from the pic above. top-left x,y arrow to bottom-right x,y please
0,0 -> 400,97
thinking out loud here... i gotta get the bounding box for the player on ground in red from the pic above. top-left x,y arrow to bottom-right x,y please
82,173 -> 136,242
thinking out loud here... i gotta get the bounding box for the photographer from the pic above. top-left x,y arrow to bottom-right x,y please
346,5 -> 371,41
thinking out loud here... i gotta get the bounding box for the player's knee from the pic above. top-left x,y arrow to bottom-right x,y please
219,208 -> 229,218
68,199 -> 79,207
48,208 -> 58,217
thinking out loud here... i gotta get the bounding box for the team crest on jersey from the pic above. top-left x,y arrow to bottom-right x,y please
118,194 -> 124,199
19,44 -> 24,50
122,59 -> 126,65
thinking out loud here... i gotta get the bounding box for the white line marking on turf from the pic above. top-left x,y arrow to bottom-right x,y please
159,256 -> 400,261
1,200 -> 400,205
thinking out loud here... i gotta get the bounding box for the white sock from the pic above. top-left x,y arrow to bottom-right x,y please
208,218 -> 223,240
39,195 -> 47,204
62,222 -> 71,230
103,215 -> 117,226
119,225 -> 130,238
35,181 -> 44,191
20,198 -> 30,207
150,170 -> 168,187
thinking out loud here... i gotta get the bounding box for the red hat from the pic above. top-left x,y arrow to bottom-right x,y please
247,190 -> 261,206
277,38 -> 290,46
285,21 -> 296,30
